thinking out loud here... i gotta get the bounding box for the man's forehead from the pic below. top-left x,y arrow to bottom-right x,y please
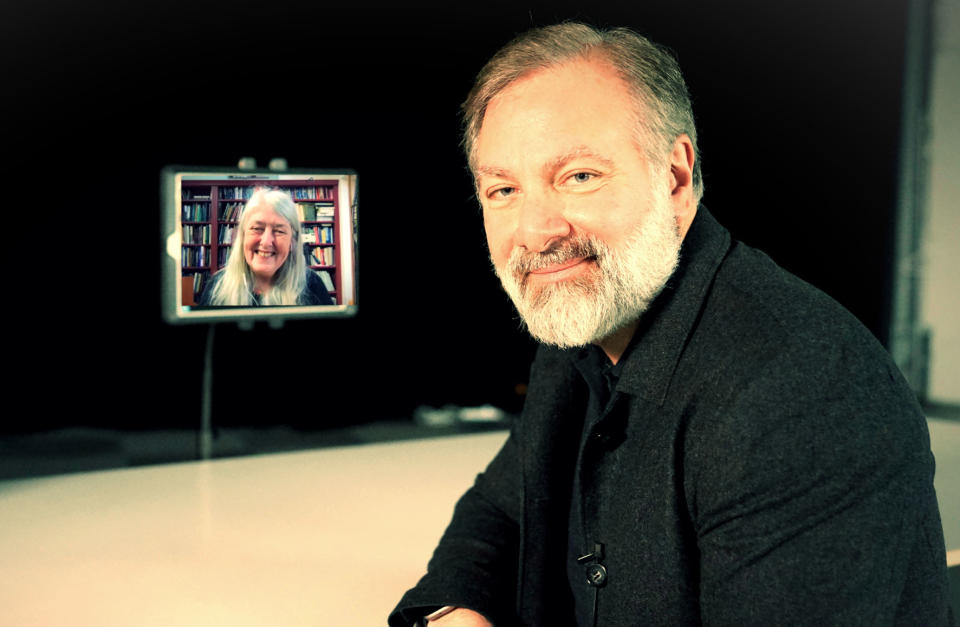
472,58 -> 643,177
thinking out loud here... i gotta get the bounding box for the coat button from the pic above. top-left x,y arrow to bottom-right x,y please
585,563 -> 607,587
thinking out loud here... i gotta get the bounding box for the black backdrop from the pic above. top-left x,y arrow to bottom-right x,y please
5,0 -> 911,433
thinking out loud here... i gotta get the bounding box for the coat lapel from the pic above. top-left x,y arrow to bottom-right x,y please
517,346 -> 585,625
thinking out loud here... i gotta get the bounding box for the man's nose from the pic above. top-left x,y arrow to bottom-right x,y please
516,193 -> 570,253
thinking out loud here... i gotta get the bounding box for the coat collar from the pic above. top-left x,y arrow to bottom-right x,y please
613,205 -> 732,405
530,205 -> 732,408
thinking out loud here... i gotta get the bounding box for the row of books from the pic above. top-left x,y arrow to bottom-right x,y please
218,224 -> 236,245
185,206 -> 331,227
183,184 -> 335,204
302,225 -> 335,244
182,189 -> 211,200
296,202 -> 335,221
182,203 -> 210,222
191,224 -> 320,245
219,202 -> 244,221
182,246 -> 211,268
290,186 -> 335,201
186,271 -> 209,296
219,186 -> 256,201
308,246 -> 336,266
183,224 -> 211,245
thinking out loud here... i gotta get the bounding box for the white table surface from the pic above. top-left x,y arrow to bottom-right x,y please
2,421 -> 955,626
0,431 -> 509,627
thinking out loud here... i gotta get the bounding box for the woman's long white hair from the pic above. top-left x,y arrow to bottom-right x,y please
208,187 -> 307,306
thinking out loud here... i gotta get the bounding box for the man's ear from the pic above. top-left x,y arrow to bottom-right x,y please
668,134 -> 697,238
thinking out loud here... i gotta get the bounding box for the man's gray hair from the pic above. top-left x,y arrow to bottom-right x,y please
461,22 -> 703,203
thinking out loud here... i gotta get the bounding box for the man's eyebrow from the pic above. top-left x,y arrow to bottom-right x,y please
545,145 -> 615,174
474,165 -> 511,179
475,146 -> 615,182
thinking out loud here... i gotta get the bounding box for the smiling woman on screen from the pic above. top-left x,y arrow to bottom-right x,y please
200,187 -> 333,307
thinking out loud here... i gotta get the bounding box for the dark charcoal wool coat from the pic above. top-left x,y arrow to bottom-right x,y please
391,208 -> 952,626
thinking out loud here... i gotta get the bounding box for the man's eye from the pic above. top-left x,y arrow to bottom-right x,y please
490,186 -> 516,199
569,172 -> 595,184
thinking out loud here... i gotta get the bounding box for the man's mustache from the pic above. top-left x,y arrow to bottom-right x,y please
509,236 -> 601,280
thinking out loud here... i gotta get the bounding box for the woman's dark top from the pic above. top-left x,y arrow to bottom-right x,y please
198,270 -> 334,306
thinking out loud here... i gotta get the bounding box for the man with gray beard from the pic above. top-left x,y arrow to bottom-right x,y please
390,22 -> 952,627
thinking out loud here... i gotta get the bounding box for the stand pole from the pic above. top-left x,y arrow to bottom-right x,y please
199,323 -> 216,460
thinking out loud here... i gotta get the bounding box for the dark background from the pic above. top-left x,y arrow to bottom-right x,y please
4,0 -> 912,436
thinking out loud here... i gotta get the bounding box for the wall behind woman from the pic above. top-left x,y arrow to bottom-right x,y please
4,0 -> 912,436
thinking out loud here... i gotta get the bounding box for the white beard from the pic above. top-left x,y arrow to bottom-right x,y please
493,186 -> 682,348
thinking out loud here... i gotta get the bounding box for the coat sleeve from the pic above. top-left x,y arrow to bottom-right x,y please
389,430 -> 523,627
686,334 -> 952,626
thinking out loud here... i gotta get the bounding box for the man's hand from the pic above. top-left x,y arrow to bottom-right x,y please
429,607 -> 493,626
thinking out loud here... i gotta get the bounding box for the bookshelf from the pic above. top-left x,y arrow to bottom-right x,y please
180,179 -> 346,306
